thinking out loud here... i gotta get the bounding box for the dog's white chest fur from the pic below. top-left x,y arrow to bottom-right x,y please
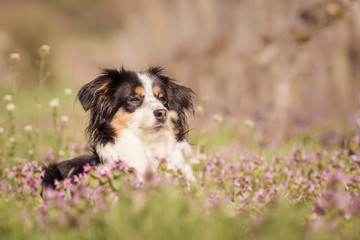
96,129 -> 194,181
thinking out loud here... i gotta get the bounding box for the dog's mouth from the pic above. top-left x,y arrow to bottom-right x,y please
154,123 -> 166,130
151,123 -> 167,133
141,123 -> 166,133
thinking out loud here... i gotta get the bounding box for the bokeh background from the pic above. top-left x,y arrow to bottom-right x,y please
1,0 -> 360,144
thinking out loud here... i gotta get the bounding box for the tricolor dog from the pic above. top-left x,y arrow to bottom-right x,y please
43,66 -> 195,188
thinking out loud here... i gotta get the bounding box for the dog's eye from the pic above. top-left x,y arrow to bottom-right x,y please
159,96 -> 168,104
129,97 -> 140,104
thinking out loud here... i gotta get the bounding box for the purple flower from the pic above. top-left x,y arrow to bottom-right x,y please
117,160 -> 128,170
43,149 -> 54,162
205,191 -> 222,209
314,197 -> 326,215
82,163 -> 91,172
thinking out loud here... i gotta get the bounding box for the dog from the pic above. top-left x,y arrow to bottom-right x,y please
43,66 -> 196,189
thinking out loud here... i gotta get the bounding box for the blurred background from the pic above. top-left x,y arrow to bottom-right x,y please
1,0 -> 360,144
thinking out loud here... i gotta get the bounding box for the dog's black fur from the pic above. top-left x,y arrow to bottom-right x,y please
42,154 -> 100,189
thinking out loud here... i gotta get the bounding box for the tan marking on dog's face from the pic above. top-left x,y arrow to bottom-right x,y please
153,85 -> 161,96
111,109 -> 133,137
135,86 -> 145,96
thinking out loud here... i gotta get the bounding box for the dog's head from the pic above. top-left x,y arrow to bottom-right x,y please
78,66 -> 195,146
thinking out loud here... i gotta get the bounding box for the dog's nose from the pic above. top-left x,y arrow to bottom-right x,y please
153,109 -> 167,122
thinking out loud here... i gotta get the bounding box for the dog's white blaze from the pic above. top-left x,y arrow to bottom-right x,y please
96,72 -> 195,182
138,72 -> 164,110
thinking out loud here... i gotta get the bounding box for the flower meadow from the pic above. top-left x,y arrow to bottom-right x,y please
1,48 -> 360,240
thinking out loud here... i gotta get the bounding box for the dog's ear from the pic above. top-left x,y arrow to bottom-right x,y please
77,76 -> 111,111
78,67 -> 129,111
168,82 -> 195,141
168,82 -> 195,114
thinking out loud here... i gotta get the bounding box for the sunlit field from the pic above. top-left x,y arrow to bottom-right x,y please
1,0 -> 360,239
